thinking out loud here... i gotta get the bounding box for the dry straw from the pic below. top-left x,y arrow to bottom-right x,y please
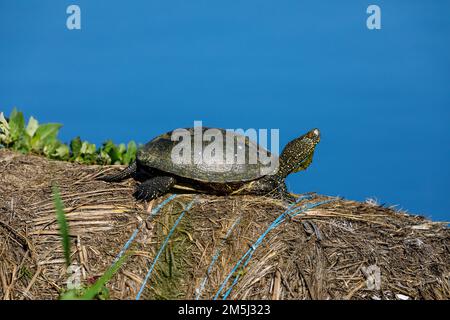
0,149 -> 449,300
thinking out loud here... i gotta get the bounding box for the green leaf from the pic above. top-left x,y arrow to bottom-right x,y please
118,143 -> 126,154
59,253 -> 127,300
79,141 -> 88,154
35,123 -> 62,142
79,254 -> 128,300
9,108 -> 25,144
80,141 -> 96,155
70,137 -> 82,158
2,109 -> 140,166
77,142 -> 97,163
97,286 -> 110,300
25,116 -> 39,137
87,143 -> 96,154
21,116 -> 39,151
101,140 -> 115,153
43,140 -> 58,158
31,123 -> 62,152
110,143 -> 125,164
123,141 -> 137,165
102,141 -> 121,164
98,149 -> 112,165
59,289 -> 82,300
52,185 -> 71,267
54,144 -> 70,160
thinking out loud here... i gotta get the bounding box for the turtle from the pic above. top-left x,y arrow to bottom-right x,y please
98,127 -> 320,201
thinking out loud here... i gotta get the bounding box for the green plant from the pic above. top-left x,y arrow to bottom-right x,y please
52,184 -> 71,267
0,108 -> 137,165
74,254 -> 127,300
59,254 -> 127,300
51,185 -> 128,300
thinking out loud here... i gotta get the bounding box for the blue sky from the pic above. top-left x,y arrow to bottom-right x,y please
1,1 -> 449,220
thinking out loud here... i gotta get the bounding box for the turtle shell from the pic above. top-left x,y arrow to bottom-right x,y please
136,127 -> 278,183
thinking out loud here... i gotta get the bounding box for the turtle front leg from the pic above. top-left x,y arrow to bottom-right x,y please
133,176 -> 176,201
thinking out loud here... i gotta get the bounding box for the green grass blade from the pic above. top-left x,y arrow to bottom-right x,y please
79,254 -> 128,300
52,184 -> 71,267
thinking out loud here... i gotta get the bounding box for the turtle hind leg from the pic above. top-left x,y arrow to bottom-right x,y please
98,161 -> 137,182
133,176 -> 176,201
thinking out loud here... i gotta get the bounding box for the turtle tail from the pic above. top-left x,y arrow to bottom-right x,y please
98,161 -> 137,182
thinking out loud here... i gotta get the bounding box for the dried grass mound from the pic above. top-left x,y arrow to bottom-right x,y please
0,149 -> 449,300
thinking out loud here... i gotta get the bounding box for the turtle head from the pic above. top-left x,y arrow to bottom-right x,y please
276,128 -> 320,179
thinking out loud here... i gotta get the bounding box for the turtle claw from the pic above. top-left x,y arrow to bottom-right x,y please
133,189 -> 142,200
133,186 -> 150,201
133,176 -> 176,201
